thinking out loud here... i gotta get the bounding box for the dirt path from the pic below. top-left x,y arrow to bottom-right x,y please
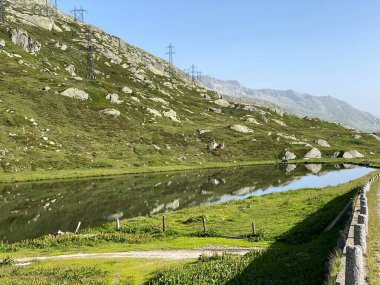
15,248 -> 257,264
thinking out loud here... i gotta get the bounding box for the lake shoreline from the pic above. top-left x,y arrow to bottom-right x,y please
0,158 -> 378,184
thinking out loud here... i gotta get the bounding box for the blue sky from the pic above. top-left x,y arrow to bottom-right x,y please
55,1 -> 380,116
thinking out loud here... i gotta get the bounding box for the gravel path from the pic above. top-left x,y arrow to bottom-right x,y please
15,248 -> 256,264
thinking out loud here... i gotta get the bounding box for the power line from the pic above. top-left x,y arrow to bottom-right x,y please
86,33 -> 95,80
71,6 -> 87,22
166,43 -> 175,76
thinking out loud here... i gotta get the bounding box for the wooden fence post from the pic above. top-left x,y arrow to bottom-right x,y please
75,222 -> 82,234
162,215 -> 166,233
116,219 -> 120,231
202,216 -> 207,233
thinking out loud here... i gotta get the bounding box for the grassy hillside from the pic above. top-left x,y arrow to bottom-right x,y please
0,0 -> 379,178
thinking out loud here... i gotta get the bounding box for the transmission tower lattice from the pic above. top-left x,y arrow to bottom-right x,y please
86,33 -> 95,80
166,43 -> 175,76
190,64 -> 197,82
0,0 -> 4,23
196,71 -> 203,82
71,6 -> 87,22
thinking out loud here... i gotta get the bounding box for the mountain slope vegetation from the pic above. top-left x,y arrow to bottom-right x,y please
0,0 -> 379,176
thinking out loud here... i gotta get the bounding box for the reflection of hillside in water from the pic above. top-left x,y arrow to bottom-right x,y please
0,164 -> 367,242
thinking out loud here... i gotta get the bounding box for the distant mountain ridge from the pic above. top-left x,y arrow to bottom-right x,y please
201,76 -> 380,132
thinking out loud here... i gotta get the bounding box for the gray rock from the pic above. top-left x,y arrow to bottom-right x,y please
122,86 -> 133,94
353,134 -> 362,139
65,65 -> 76,77
197,129 -> 212,135
214,99 -> 230,108
343,150 -> 364,159
106,93 -> 123,104
100,108 -> 120,117
285,164 -> 297,173
230,124 -> 254,134
345,245 -> 364,285
207,140 -> 224,151
282,151 -> 297,161
60,88 -> 89,101
315,139 -> 331,147
163,109 -> 180,123
304,147 -> 322,159
0,39 -> 5,49
209,107 -> 222,114
8,28 -> 41,54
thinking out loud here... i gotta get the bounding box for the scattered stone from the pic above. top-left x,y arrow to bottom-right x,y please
207,140 -> 224,151
209,108 -> 222,114
315,139 -> 331,147
282,151 -> 297,161
0,39 -> 5,49
163,109 -> 180,123
273,119 -> 287,127
150,97 -> 169,106
65,65 -> 76,76
214,99 -> 230,108
100,108 -> 120,117
285,164 -> 297,173
230,124 -> 254,134
106,93 -> 123,104
122,86 -> 133,94
55,42 -> 67,51
60,88 -> 89,101
304,147 -> 322,159
197,129 -> 212,135
343,150 -> 364,159
147,108 -> 162,117
353,134 -> 362,139
8,28 -> 41,54
42,86 -> 50,92
246,117 -> 261,125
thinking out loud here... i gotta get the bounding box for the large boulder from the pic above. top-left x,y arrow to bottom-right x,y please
315,139 -> 331,148
343,150 -> 364,159
8,28 -> 41,54
230,124 -> 254,134
106,93 -> 123,104
214,99 -> 230,108
100,108 -> 120,117
306,164 -> 322,174
282,151 -> 297,161
304,147 -> 322,159
60,88 -> 89,101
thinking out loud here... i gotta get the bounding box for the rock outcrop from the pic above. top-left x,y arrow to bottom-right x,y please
214,99 -> 230,108
100,108 -> 120,117
8,28 -> 41,54
0,39 -> 5,49
304,147 -> 322,159
315,139 -> 331,148
163,110 -> 180,123
106,93 -> 123,104
60,88 -> 89,101
282,151 -> 297,161
230,124 -> 254,134
343,150 -> 364,159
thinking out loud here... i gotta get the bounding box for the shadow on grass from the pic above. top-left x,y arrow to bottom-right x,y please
226,188 -> 357,285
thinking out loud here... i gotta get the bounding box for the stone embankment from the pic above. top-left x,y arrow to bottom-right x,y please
337,174 -> 380,284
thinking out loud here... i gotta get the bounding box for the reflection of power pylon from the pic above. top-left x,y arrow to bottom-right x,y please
86,33 -> 95,80
0,0 -> 5,23
166,43 -> 176,76
71,6 -> 87,22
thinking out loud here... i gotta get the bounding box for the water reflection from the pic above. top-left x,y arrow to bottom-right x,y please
0,164 -> 373,242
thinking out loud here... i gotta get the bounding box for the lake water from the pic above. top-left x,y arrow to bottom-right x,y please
0,164 -> 374,243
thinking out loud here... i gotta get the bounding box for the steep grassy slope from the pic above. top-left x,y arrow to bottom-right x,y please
0,0 -> 379,176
